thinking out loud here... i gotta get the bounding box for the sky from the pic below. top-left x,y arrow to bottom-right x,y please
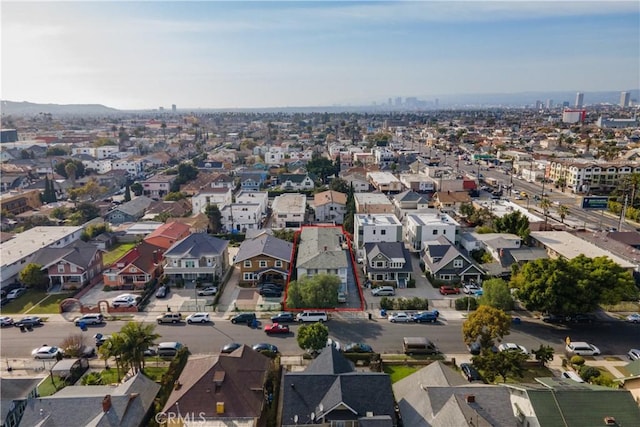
1,1 -> 639,110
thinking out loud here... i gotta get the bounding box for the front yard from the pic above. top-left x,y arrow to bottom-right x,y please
0,291 -> 73,315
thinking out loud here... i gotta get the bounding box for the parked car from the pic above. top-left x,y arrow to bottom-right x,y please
197,286 -> 218,296
337,291 -> 347,303
156,312 -> 183,324
468,342 -> 498,355
221,342 -> 242,354
264,323 -> 290,335
155,286 -> 169,298
6,288 -> 26,300
460,363 -> 483,382
270,312 -> 295,323
32,345 -> 63,359
73,314 -> 104,326
186,312 -> 211,324
252,343 -> 278,354
111,294 -> 138,308
628,349 -> 640,361
231,312 -> 256,325
566,313 -> 595,323
343,343 -> 374,353
0,316 -> 14,327
259,288 -> 282,298
14,316 -> 43,327
371,286 -> 395,296
462,284 -> 481,295
439,286 -> 460,295
566,341 -> 600,356
94,334 -> 111,348
388,312 -> 413,323
542,313 -> 565,324
626,313 -> 640,323
157,342 -> 183,357
412,311 -> 439,323
498,343 -> 528,355
258,283 -> 283,292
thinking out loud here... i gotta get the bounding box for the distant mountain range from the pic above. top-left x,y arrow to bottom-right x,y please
1,89 -> 638,116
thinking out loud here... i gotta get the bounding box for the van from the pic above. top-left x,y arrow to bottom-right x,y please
403,337 -> 439,355
157,342 -> 183,357
296,311 -> 328,323
371,286 -> 395,297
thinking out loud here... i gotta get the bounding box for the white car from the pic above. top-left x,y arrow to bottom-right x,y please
498,343 -> 528,355
0,316 -> 14,327
186,312 -> 211,324
462,284 -> 481,295
6,288 -> 26,300
112,294 -> 138,308
388,312 -> 413,323
626,313 -> 640,323
566,341 -> 600,356
628,349 -> 640,361
197,286 -> 218,296
32,345 -> 63,359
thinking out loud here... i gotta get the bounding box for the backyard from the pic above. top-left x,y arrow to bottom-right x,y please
102,242 -> 136,266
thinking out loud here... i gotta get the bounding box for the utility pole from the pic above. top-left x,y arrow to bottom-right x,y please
619,195 -> 628,231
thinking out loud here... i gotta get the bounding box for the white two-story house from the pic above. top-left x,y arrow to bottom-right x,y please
312,190 -> 347,224
271,193 -> 307,229
191,187 -> 233,215
404,212 -> 460,251
353,213 -> 403,259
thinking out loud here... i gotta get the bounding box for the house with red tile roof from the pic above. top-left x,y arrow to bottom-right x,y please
102,242 -> 164,289
143,221 -> 191,250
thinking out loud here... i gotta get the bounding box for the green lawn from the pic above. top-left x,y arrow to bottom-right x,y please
502,365 -> 554,384
383,365 -> 421,383
98,365 -> 168,384
38,376 -> 66,397
103,242 -> 136,266
0,291 -> 72,315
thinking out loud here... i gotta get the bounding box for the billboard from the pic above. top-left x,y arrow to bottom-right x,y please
581,197 -> 609,210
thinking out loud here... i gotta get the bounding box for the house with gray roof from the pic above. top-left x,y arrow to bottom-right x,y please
104,196 -> 154,224
281,346 -> 397,427
30,240 -> 103,291
1,378 -> 40,427
393,361 -> 515,427
422,236 -> 483,283
296,226 -> 349,290
163,233 -> 229,281
234,232 -> 293,285
278,173 -> 314,191
363,242 -> 412,287
19,371 -> 160,427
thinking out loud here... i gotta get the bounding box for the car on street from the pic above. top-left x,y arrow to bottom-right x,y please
264,323 -> 290,335
155,286 -> 169,298
460,363 -> 483,382
73,314 -> 104,326
566,341 -> 600,356
94,334 -> 111,347
462,284 -> 481,294
252,343 -> 278,354
439,285 -> 460,295
6,288 -> 26,300
566,313 -> 595,324
231,312 -> 257,325
343,343 -> 374,353
186,312 -> 211,324
542,313 -> 565,324
32,345 -> 63,359
626,313 -> 640,323
156,312 -> 183,324
0,316 -> 14,327
412,311 -> 439,323
388,312 -> 413,323
197,286 -> 218,296
271,312 -> 295,323
14,316 -> 43,327
498,343 -> 529,355
628,349 -> 640,361
111,294 -> 139,308
221,342 -> 242,354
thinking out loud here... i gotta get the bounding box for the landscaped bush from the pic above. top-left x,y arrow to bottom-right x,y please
378,297 -> 429,311
579,366 -> 601,381
570,355 -> 585,367
455,297 -> 479,311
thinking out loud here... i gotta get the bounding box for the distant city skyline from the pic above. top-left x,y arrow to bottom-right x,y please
2,1 -> 639,110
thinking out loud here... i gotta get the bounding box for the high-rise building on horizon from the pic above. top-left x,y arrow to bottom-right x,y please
172,104 -> 176,113
620,91 -> 630,108
545,99 -> 554,109
575,92 -> 584,108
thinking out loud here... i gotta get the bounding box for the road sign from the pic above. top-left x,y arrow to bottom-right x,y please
581,196 -> 609,210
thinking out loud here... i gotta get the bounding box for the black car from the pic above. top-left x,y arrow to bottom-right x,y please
155,286 -> 169,298
542,313 -> 565,324
468,342 -> 498,355
271,312 -> 295,323
460,363 -> 483,382
258,283 -> 283,293
343,343 -> 374,353
94,333 -> 111,348
566,313 -> 595,323
221,342 -> 242,354
252,343 -> 278,354
231,313 -> 257,324
14,316 -> 43,327
259,289 -> 282,298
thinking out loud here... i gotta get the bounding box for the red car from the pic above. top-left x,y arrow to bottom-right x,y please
264,323 -> 290,335
439,286 -> 460,295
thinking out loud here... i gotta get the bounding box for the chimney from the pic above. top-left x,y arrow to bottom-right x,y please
466,395 -> 475,404
102,395 -> 112,413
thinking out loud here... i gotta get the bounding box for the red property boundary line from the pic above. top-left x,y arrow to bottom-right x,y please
283,224 -> 365,312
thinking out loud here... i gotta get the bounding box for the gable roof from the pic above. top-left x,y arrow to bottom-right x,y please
234,233 -> 293,264
164,233 -> 228,258
364,242 -> 412,272
423,236 -> 479,274
111,241 -> 164,273
314,190 -> 347,207
1,378 -> 40,424
110,196 -> 154,217
30,240 -> 101,270
296,227 -> 349,270
162,346 -> 270,419
143,221 -> 190,243
305,345 -> 355,375
279,173 -> 311,183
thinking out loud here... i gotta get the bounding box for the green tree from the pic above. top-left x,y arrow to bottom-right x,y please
539,197 -> 551,226
479,278 -> 514,311
99,333 -> 127,382
296,322 -> 329,354
493,211 -> 530,240
164,192 -> 186,201
472,349 -> 528,382
124,185 -> 132,202
306,154 -> 338,184
286,274 -> 340,309
462,306 -> 511,349
19,263 -> 47,290
532,344 -> 554,367
130,182 -> 143,196
65,162 -> 78,187
459,203 -> 475,219
272,228 -> 296,242
556,204 -> 569,223
205,204 -> 222,233
329,177 -> 349,193
118,322 -> 160,374
510,256 -> 638,315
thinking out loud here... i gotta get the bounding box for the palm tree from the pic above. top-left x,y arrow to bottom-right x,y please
161,121 -> 167,140
65,162 -> 77,187
557,204 -> 569,223
99,333 -> 127,382
540,198 -> 552,227
119,321 -> 159,374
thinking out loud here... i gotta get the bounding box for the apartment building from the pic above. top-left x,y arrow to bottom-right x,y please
271,193 -> 307,229
548,160 -> 640,194
353,213 -> 402,256
312,190 -> 347,224
191,187 -> 233,215
354,192 -> 394,214
405,212 -> 460,251
367,171 -> 403,193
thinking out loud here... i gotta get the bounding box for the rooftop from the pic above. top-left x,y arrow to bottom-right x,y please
406,212 -> 460,226
355,213 -> 402,226
1,226 -> 83,267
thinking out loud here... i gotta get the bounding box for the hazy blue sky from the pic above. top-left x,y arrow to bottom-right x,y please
2,1 -> 638,109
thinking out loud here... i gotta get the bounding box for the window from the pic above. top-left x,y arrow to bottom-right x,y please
184,260 -> 195,268
244,260 -> 252,268
243,273 -> 254,281
259,260 -> 267,268
275,260 -> 283,268
381,229 -> 386,235
433,229 -> 438,235
57,264 -> 65,273
70,264 -> 77,273
453,259 -> 463,268
130,267 -> 138,273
